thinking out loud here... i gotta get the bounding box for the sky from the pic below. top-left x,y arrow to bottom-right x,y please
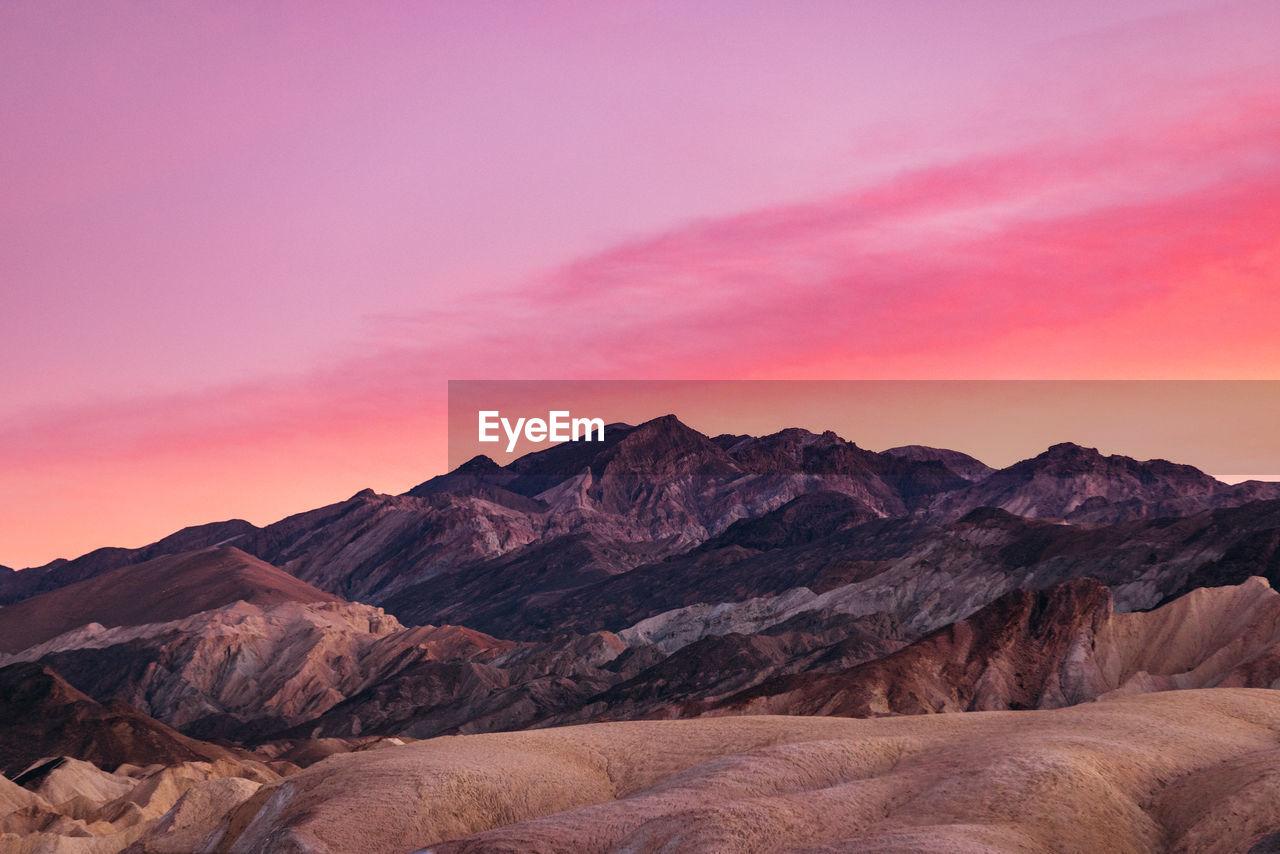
3,0 -> 1280,568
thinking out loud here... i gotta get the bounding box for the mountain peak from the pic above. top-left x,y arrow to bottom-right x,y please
1043,442 -> 1101,458
628,413 -> 695,435
883,445 -> 995,482
455,454 -> 502,474
597,414 -> 736,477
1016,443 -> 1114,475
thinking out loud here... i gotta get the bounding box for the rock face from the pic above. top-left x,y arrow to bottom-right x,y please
0,663 -> 235,778
0,753 -> 278,854
4,597 -> 512,741
883,444 -> 996,481
207,690 -> 1280,854
925,442 -> 1280,524
0,665 -> 281,854
378,489 -> 902,638
127,775 -> 263,854
296,576 -> 1280,739
701,577 -> 1280,718
280,610 -> 908,741
23,566 -> 1280,753
600,499 -> 1280,655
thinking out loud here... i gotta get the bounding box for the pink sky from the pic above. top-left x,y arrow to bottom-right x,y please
3,0 -> 1280,568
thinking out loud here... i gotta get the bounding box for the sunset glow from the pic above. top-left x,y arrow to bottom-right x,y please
4,1 -> 1280,567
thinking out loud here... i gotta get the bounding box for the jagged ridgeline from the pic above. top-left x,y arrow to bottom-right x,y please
5,415 -> 1280,853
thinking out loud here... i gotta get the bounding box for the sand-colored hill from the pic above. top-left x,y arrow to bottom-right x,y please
0,669 -> 280,854
0,755 -> 278,854
184,688 -> 1280,854
0,547 -> 338,654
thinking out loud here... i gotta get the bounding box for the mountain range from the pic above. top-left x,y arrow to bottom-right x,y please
4,414 -> 1280,853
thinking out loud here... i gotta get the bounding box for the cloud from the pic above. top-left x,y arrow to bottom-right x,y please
4,39 -> 1280,566
6,81 -> 1280,459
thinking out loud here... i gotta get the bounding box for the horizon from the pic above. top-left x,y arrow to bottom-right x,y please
9,406 -> 1280,570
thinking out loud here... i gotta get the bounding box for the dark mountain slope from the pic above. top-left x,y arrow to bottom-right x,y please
700,573 -> 1280,720
0,519 -> 258,606
0,662 -> 236,777
929,442 -> 1280,523
381,505 -> 934,638
884,444 -> 995,481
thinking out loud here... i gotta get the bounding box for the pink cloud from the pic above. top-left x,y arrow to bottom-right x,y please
4,85 -> 1277,514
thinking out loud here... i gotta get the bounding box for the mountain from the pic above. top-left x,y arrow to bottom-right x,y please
3,419 -> 1279,748
3,596 -> 514,743
6,418 -> 1272,630
700,576 -> 1280,718
382,494 -> 1280,648
7,417 -> 1280,852
927,442 -> 1280,523
883,444 -> 995,481
0,546 -> 338,653
0,520 -> 259,606
0,662 -> 236,777
0,417 -> 977,611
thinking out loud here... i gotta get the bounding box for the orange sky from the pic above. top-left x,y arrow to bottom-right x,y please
447,381 -> 1280,473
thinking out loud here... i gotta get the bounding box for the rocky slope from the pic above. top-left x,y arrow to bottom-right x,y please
3,598 -> 513,741
925,441 -> 1280,524
305,576 -> 1280,739
0,544 -> 528,740
0,662 -> 282,854
5,484 -> 1280,747
608,499 -> 1280,653
21,562 -> 1280,752
0,753 -> 280,854
378,489 -> 906,638
883,443 -> 996,481
277,609 -> 908,741
0,663 -> 236,778
186,690 -> 1280,854
0,546 -> 338,654
701,576 -> 1280,717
